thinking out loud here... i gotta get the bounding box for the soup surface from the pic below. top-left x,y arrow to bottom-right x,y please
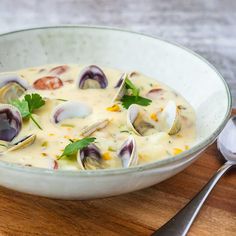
0,65 -> 196,170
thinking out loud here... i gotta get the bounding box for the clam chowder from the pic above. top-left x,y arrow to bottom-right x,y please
0,65 -> 196,170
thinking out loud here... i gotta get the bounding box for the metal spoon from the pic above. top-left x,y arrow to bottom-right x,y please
152,116 -> 236,236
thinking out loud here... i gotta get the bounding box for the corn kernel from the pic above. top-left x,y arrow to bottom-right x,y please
185,145 -> 189,150
138,153 -> 148,161
106,104 -> 120,112
150,112 -> 158,122
173,148 -> 183,155
176,134 -> 183,138
102,152 -> 112,160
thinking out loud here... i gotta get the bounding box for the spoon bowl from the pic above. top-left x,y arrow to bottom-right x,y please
217,115 -> 236,162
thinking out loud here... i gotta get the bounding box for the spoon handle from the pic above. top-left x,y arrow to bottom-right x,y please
152,161 -> 233,236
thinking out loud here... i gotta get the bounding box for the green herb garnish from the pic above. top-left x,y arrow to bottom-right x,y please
125,78 -> 140,96
11,93 -> 45,130
121,95 -> 151,109
121,78 -> 152,109
120,130 -> 130,133
60,137 -> 96,158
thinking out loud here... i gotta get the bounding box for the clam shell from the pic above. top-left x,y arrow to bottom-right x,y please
8,134 -> 36,152
51,101 -> 92,123
117,136 -> 138,168
0,73 -> 29,103
77,143 -> 102,170
0,83 -> 26,103
0,104 -> 22,142
80,119 -> 109,137
162,101 -> 181,135
0,73 -> 29,90
112,73 -> 128,102
127,104 -> 140,135
127,104 -> 154,136
77,65 -> 108,89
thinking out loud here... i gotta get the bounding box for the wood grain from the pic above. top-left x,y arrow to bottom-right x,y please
0,0 -> 236,107
0,114 -> 235,236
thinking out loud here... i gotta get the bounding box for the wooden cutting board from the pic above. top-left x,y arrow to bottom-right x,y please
0,114 -> 235,236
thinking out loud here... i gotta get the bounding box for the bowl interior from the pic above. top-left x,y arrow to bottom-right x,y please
0,26 -> 231,161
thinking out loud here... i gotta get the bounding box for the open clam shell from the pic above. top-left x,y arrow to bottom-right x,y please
77,143 -> 103,170
80,119 -> 110,137
162,100 -> 181,135
117,136 -> 138,168
77,65 -> 108,89
51,101 -> 92,123
0,73 -> 29,103
8,134 -> 36,152
127,104 -> 154,136
112,73 -> 128,102
0,104 -> 22,142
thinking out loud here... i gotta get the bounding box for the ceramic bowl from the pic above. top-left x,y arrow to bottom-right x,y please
0,26 -> 232,199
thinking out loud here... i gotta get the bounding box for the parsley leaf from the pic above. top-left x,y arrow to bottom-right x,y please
11,100 -> 30,118
120,77 -> 152,109
61,137 -> 96,158
24,93 -> 45,113
121,95 -> 152,109
11,93 -> 45,130
125,78 -> 140,97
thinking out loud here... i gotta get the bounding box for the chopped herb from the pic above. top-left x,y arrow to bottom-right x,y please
166,150 -> 171,156
41,141 -> 48,147
121,95 -> 152,109
56,98 -> 68,102
60,124 -> 75,128
120,130 -> 130,133
0,143 -> 7,147
60,137 -> 96,158
125,78 -> 140,97
177,105 -> 187,110
121,78 -> 152,109
11,93 -> 45,130
108,146 -> 116,152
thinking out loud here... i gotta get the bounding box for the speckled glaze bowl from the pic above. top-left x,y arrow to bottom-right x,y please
0,26 -> 232,199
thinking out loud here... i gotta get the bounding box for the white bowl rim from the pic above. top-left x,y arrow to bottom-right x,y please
0,25 -> 232,177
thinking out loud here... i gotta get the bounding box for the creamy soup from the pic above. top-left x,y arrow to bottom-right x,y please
0,65 -> 196,170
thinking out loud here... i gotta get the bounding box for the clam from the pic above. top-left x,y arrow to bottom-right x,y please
77,65 -> 108,89
117,136 -> 138,168
0,74 -> 29,103
49,65 -> 69,75
80,119 -> 110,137
114,73 -> 126,88
161,100 -> 181,135
77,143 -> 103,170
0,104 -> 22,142
8,134 -> 36,152
146,88 -> 163,99
112,73 -> 128,102
127,104 -> 155,136
51,101 -> 92,123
